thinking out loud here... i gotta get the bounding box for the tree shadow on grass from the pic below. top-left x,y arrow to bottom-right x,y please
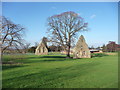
40,55 -> 66,58
2,62 -> 100,88
24,55 -> 69,62
2,65 -> 26,70
2,55 -> 78,65
38,59 -> 66,62
27,55 -> 66,59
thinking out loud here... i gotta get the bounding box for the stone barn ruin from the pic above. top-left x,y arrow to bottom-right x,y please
35,37 -> 48,55
73,35 -> 91,58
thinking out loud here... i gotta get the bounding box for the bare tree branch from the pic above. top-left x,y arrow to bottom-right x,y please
1,16 -> 26,54
47,11 -> 88,57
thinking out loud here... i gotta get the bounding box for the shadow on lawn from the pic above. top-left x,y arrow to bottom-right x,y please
27,55 -> 66,59
2,62 -> 100,88
38,59 -> 66,62
2,56 -> 74,70
2,55 -> 79,66
14,55 -> 77,64
25,55 -> 70,62
40,55 -> 66,58
2,65 -> 26,70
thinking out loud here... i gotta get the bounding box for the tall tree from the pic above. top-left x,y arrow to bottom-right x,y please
47,11 -> 88,57
1,16 -> 25,54
106,41 -> 118,52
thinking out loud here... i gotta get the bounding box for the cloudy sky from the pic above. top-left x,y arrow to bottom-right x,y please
2,2 -> 118,47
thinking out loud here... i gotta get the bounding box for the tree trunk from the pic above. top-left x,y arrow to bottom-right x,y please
66,34 -> 71,58
66,45 -> 70,58
1,49 -> 4,56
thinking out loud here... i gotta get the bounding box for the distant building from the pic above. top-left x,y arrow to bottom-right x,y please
89,49 -> 103,53
35,37 -> 48,55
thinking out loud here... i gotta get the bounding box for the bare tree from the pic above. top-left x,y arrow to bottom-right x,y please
1,16 -> 26,54
47,11 -> 88,57
20,42 -> 31,53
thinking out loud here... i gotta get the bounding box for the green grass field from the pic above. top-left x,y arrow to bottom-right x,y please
2,53 -> 118,88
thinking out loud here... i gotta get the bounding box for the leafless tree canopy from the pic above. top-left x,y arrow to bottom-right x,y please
20,42 -> 31,53
47,11 -> 88,57
1,16 -> 26,54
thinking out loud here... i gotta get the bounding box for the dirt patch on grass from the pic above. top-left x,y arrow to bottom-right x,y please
1,61 -> 23,65
105,53 -> 117,55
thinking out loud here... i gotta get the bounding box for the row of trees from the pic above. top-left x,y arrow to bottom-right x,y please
102,41 -> 120,52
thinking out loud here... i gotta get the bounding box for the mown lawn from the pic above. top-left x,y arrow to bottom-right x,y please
2,53 -> 118,88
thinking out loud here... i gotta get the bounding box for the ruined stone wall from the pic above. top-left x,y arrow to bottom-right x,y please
73,35 -> 91,58
35,39 -> 48,55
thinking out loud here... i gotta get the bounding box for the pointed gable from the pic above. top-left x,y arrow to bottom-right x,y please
35,37 -> 48,55
73,35 -> 91,58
